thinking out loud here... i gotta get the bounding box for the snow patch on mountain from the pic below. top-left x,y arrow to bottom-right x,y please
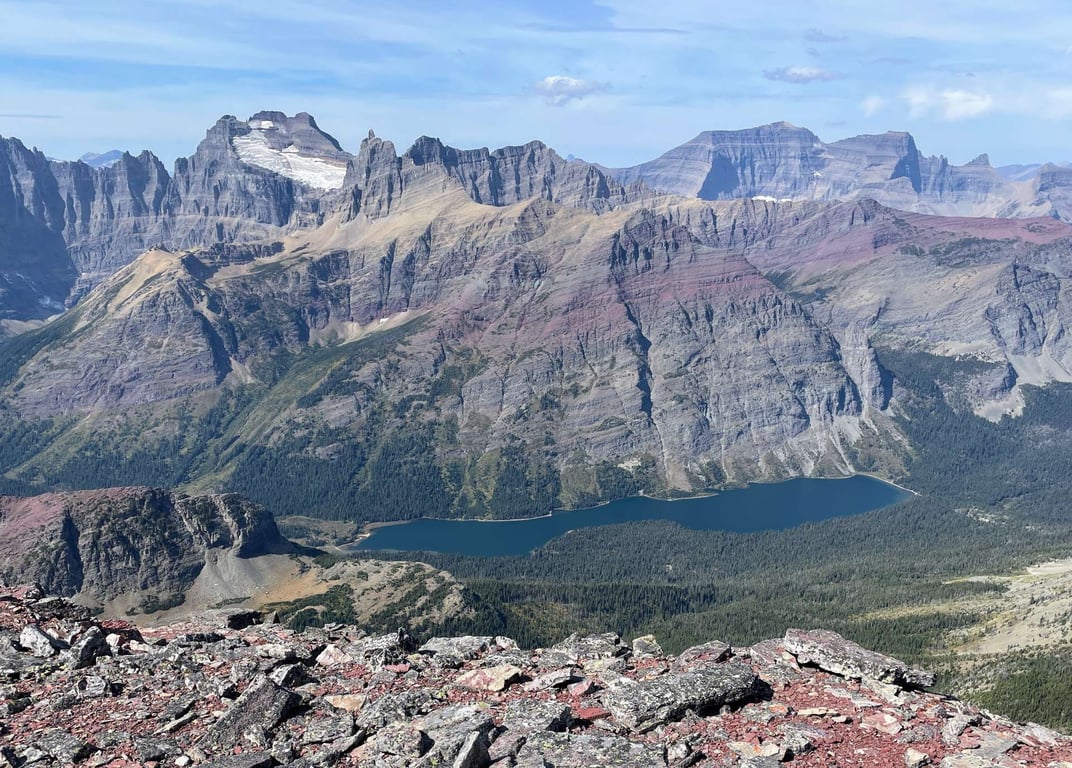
80,150 -> 124,168
232,130 -> 347,190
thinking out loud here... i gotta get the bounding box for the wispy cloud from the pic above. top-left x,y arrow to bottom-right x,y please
536,76 -> 608,106
861,96 -> 886,116
903,86 -> 994,120
3,0 -> 1072,166
804,28 -> 845,43
763,66 -> 840,84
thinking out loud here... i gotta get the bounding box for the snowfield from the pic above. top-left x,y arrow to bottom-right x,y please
232,130 -> 347,190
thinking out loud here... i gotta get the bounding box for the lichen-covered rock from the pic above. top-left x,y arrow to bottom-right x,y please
671,640 -> 731,672
550,633 -> 627,663
600,661 -> 763,733
199,675 -> 300,752
501,700 -> 572,732
355,690 -> 440,733
418,635 -> 492,661
514,731 -> 667,768
411,703 -> 496,765
0,588 -> 1069,768
784,628 -> 936,689
455,664 -> 523,692
33,728 -> 95,763
18,624 -> 60,657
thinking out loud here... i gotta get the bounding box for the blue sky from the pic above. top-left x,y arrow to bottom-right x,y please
2,0 -> 1070,167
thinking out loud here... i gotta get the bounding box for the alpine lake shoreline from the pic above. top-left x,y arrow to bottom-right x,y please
348,474 -> 913,557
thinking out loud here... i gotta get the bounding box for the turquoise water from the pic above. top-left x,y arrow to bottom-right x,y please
350,475 -> 912,558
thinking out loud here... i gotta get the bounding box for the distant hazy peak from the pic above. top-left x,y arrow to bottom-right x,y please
78,149 -> 124,168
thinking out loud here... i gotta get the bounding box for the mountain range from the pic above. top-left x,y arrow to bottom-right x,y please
2,112 -> 1072,520
605,122 -> 1072,221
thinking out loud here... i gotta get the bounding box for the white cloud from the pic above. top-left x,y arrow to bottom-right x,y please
941,90 -> 994,119
535,75 -> 608,106
1044,88 -> 1072,119
861,96 -> 885,116
903,86 -> 993,120
762,66 -> 840,84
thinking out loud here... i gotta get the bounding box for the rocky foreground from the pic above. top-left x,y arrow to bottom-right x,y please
0,587 -> 1069,768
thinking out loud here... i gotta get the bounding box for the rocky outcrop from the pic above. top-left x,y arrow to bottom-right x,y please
0,192 -> 879,492
783,628 -> 935,688
0,137 -> 78,319
0,587 -> 1068,767
0,113 -> 648,324
50,148 -> 173,300
608,122 -> 1071,221
0,488 -> 294,605
344,132 -> 641,221
711,196 -> 1072,413
0,112 -> 352,317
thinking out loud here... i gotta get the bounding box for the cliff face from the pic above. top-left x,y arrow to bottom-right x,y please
0,112 -> 352,316
49,149 -> 173,300
0,137 -> 78,319
718,198 -> 1072,414
0,190 -> 881,492
7,114 -> 1072,328
0,113 -> 646,324
5,115 -> 1072,507
344,132 -> 640,221
609,122 -> 1068,220
0,588 -> 1068,767
0,488 -> 293,604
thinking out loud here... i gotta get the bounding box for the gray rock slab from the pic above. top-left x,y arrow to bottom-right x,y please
601,661 -> 762,733
514,731 -> 666,767
784,629 -> 935,689
199,675 -> 300,752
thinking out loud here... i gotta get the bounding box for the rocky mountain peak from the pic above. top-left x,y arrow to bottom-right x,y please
342,132 -> 638,221
610,123 -> 1072,220
692,121 -> 820,144
344,130 -> 402,218
228,111 -> 351,191
77,150 -> 124,168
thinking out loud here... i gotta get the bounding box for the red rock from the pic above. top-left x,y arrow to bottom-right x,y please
572,706 -> 611,721
567,679 -> 597,697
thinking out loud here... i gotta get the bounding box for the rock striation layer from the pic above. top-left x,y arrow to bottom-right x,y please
0,112 -> 351,316
607,122 -> 1072,221
0,193 -> 880,494
7,115 -> 1072,506
0,488 -> 294,607
0,587 -> 1069,767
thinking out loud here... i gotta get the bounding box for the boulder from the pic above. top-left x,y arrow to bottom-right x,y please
514,731 -> 667,767
18,625 -> 60,657
33,728 -> 95,763
455,664 -> 523,692
418,636 -> 492,660
500,700 -> 572,732
671,640 -> 731,672
199,675 -> 300,752
601,661 -> 762,732
784,629 -> 935,689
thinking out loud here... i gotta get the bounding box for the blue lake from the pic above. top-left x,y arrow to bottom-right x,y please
350,475 -> 912,558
